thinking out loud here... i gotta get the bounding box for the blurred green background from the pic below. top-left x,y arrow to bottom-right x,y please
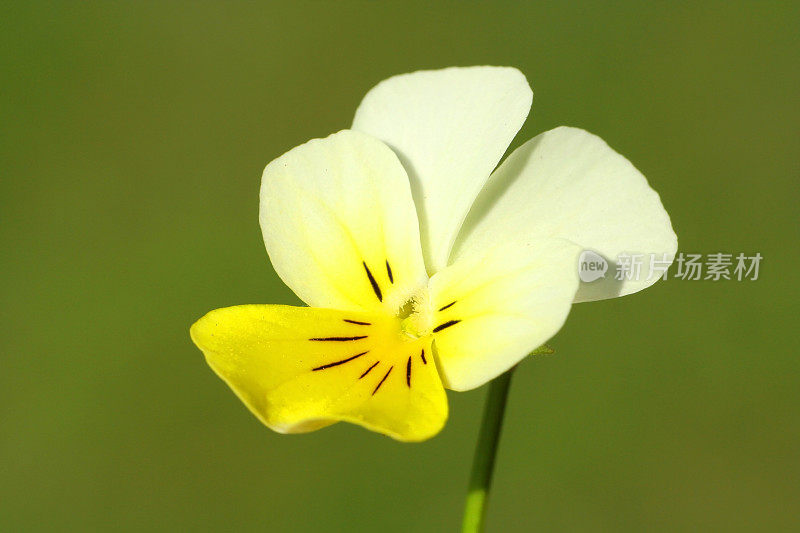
2,1 -> 798,531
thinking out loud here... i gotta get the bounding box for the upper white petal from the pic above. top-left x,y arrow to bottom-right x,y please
260,130 -> 427,313
453,127 -> 678,302
352,66 -> 532,274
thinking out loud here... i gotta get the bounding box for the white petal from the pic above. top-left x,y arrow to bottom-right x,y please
352,66 -> 533,273
260,130 -> 427,313
453,127 -> 678,302
429,238 -> 581,391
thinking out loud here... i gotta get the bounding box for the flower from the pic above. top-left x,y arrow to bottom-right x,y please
190,66 -> 677,442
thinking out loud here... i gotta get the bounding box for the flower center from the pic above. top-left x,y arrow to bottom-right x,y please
397,288 -> 433,339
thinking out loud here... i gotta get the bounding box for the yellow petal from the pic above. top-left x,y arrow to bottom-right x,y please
190,304 -> 447,442
429,239 -> 581,391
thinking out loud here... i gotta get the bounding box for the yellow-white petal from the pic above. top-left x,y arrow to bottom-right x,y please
191,305 -> 447,442
428,239 -> 581,391
260,130 -> 427,314
352,66 -> 533,274
453,127 -> 678,302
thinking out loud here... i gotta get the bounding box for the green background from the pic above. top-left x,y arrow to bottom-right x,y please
2,1 -> 798,531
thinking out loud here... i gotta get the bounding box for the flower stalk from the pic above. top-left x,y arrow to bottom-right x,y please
461,367 -> 515,532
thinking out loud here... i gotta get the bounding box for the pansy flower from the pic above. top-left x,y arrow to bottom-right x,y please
191,66 -> 676,442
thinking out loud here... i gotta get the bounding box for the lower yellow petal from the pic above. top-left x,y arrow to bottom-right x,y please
190,304 -> 447,442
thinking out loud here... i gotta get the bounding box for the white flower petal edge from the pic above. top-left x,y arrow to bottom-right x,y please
260,130 -> 427,313
452,127 -> 678,302
353,66 -> 533,274
429,238 -> 582,391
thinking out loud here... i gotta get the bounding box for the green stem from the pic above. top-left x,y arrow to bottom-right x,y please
461,367 -> 515,533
